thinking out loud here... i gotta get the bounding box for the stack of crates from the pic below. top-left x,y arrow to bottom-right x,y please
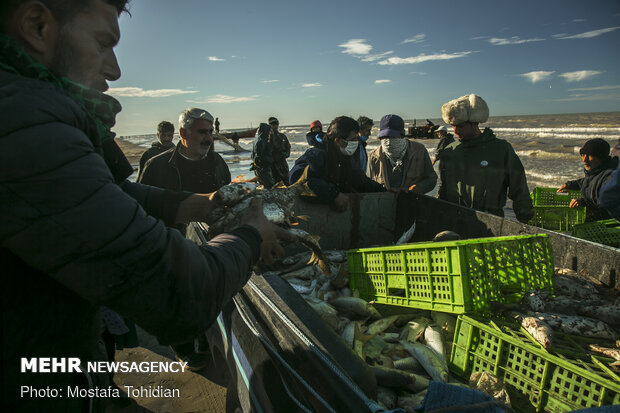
450,315 -> 620,411
347,234 -> 618,411
572,219 -> 620,248
528,187 -> 586,232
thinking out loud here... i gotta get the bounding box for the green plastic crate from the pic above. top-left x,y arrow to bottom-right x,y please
572,219 -> 620,248
450,315 -> 620,412
531,187 -> 581,207
347,234 -> 554,314
529,206 -> 587,232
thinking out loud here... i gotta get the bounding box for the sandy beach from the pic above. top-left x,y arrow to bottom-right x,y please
116,137 -> 145,167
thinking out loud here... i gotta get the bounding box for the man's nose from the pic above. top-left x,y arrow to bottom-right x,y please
103,50 -> 121,82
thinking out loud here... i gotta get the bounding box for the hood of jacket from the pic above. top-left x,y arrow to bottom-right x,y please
306,131 -> 328,149
255,123 -> 271,141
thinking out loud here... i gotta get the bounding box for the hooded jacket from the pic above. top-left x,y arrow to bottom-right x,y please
251,123 -> 274,168
138,140 -> 175,173
289,136 -> 385,203
599,163 -> 620,220
564,156 -> 618,221
0,69 -> 260,411
367,140 -> 437,193
438,128 -> 533,221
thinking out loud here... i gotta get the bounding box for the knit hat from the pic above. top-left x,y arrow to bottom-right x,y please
310,120 -> 322,130
579,138 -> 610,159
441,94 -> 489,125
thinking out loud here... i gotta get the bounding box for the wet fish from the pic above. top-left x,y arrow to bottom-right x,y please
369,365 -> 430,393
330,297 -> 382,320
367,315 -> 400,336
393,356 -> 424,374
521,316 -> 553,348
401,341 -> 449,383
432,230 -> 461,242
305,297 -> 339,331
399,318 -> 429,343
288,228 -> 331,275
396,220 -> 416,245
423,324 -> 446,363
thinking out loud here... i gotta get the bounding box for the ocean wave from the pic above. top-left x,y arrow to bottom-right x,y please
493,127 -> 620,133
516,150 -> 574,159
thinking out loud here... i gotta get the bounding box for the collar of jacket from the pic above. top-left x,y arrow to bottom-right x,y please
458,127 -> 495,148
168,142 -> 213,167
584,155 -> 618,176
0,34 -> 121,145
152,141 -> 175,149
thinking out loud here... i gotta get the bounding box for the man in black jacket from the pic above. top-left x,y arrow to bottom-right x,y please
559,138 -> 619,221
138,120 -> 175,174
0,1 -> 292,411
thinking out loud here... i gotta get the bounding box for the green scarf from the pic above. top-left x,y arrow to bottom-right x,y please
0,33 -> 121,144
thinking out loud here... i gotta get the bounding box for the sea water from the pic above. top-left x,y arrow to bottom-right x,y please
120,112 -> 620,194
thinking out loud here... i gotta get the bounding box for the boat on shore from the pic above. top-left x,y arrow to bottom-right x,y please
218,127 -> 257,141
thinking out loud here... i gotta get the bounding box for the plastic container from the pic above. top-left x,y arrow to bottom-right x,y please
529,188 -> 586,231
572,219 -> 620,248
347,234 -> 554,314
450,315 -> 620,412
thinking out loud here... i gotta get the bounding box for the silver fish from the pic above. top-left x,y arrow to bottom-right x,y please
330,297 -> 382,320
393,356 -> 424,374
367,315 -> 400,336
423,324 -> 446,363
305,297 -> 339,331
396,220 -> 416,245
401,341 -> 449,383
370,365 -> 430,393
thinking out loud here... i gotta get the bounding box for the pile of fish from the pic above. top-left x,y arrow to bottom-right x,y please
262,250 -> 620,411
262,249 -> 514,412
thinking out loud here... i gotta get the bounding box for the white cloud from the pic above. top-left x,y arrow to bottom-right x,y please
488,36 -> 545,45
519,71 -> 555,83
553,26 -> 620,39
188,94 -> 259,104
572,19 -> 587,23
339,39 -> 372,55
409,71 -> 427,75
550,93 -> 620,102
375,80 -> 391,84
361,51 -> 394,62
470,36 -> 489,40
402,34 -> 426,44
262,80 -> 280,83
377,51 -> 472,65
558,70 -> 602,82
302,83 -> 322,88
208,56 -> 225,61
107,87 -> 198,98
568,85 -> 620,91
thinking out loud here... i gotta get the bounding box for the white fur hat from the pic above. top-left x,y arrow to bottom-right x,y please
441,94 -> 489,125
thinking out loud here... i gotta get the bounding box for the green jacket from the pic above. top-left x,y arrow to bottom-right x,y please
438,128 -> 533,222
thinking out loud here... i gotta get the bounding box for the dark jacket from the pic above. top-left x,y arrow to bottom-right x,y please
565,156 -> 619,221
351,138 -> 369,172
438,128 -> 533,222
600,163 -> 620,220
138,141 -> 175,173
0,69 -> 261,411
137,143 -> 231,193
251,123 -> 274,168
289,135 -> 385,203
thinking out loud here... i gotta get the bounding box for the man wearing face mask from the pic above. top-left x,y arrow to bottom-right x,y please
367,114 -> 437,194
290,116 -> 385,211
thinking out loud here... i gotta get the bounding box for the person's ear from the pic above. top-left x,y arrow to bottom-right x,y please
179,127 -> 187,139
8,2 -> 59,63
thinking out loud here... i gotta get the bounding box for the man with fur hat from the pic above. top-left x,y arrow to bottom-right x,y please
559,138 -> 618,221
437,94 -> 533,222
367,114 -> 437,193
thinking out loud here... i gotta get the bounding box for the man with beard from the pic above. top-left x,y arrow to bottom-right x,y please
559,138 -> 619,221
289,116 -> 385,212
138,120 -> 176,174
437,94 -> 533,222
0,1 -> 292,410
367,114 -> 437,194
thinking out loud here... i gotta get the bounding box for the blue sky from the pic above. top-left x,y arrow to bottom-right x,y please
110,0 -> 620,135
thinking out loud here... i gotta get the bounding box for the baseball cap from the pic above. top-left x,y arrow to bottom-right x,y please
377,114 -> 405,139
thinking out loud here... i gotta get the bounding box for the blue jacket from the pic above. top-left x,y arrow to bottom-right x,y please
599,161 -> 620,220
289,137 -> 384,203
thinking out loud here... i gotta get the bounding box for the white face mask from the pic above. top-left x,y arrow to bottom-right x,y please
381,138 -> 407,161
339,140 -> 359,156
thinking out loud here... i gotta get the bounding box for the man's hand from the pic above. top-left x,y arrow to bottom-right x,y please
332,193 -> 350,212
176,193 -> 220,223
557,183 -> 568,193
240,199 -> 295,264
569,198 -> 584,208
